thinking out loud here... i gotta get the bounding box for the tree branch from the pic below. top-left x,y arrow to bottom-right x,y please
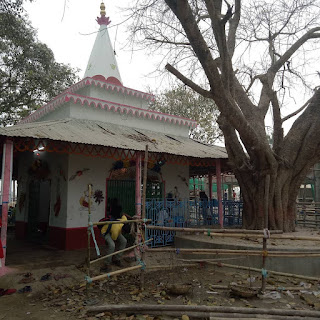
269,27 -> 320,76
271,91 -> 283,152
227,0 -> 240,58
281,96 -> 313,123
146,37 -> 191,46
164,0 -> 222,94
165,63 -> 212,98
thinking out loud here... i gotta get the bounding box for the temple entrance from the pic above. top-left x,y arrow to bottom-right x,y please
106,179 -> 164,216
27,180 -> 51,242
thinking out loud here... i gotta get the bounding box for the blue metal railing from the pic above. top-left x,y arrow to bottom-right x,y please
145,198 -> 243,247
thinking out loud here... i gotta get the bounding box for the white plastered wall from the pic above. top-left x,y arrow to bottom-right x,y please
69,103 -> 189,137
79,86 -> 151,110
161,163 -> 189,200
66,154 -> 114,228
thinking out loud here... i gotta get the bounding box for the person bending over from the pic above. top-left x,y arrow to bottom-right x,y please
100,204 -> 130,273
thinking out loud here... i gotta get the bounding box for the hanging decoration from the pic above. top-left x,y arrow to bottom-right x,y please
110,159 -> 165,180
28,159 -> 50,180
69,168 -> 90,181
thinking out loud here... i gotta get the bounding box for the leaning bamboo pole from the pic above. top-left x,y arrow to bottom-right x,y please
87,265 -> 142,283
90,239 -> 153,265
86,304 -> 320,318
145,225 -> 282,234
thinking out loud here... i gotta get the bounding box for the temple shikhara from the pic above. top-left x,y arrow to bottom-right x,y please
0,3 -> 231,268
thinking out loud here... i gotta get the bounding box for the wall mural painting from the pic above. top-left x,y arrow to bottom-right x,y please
109,159 -> 166,181
79,185 -> 104,211
59,166 -> 67,181
94,189 -> 104,205
69,168 -> 90,181
28,159 -> 50,180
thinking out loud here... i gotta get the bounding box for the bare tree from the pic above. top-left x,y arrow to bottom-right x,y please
127,0 -> 320,231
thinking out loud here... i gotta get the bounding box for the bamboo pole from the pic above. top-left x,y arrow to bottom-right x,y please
90,239 -> 153,265
207,261 -> 320,281
88,265 -> 142,283
148,248 -> 320,255
86,304 -> 320,318
145,225 -> 283,234
146,226 -> 320,241
93,219 -> 151,226
140,144 -> 148,290
86,184 -> 93,299
178,252 -> 320,257
109,310 -> 314,320
147,263 -> 198,270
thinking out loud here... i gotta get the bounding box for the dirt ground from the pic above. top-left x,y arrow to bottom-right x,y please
1,228 -> 320,319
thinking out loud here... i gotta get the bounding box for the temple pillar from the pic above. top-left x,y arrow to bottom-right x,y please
1,139 -> 13,269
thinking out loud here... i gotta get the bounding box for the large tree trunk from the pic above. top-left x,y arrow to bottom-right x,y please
238,169 -> 298,232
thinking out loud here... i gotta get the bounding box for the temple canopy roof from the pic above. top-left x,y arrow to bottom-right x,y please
0,118 -> 227,160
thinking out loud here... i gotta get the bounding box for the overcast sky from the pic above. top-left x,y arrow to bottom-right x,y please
24,0 -> 159,92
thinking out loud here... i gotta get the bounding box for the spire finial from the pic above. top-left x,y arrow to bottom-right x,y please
96,2 -> 111,26
100,2 -> 106,17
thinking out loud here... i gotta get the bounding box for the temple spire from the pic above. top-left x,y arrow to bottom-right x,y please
83,2 -> 123,85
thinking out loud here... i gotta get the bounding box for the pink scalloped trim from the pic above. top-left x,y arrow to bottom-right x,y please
20,92 -> 197,127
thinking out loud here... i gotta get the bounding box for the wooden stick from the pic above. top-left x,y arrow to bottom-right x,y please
181,252 -> 320,257
86,304 -> 320,317
90,239 -> 153,265
207,261 -> 320,281
93,219 -> 151,226
208,284 -> 306,291
88,265 -> 142,282
120,311 -> 313,320
140,144 -> 148,290
145,225 -> 282,234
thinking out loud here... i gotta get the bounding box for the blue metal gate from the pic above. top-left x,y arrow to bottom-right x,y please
146,199 -> 243,247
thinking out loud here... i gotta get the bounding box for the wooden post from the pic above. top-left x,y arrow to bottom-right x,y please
86,184 -> 92,298
141,145 -> 148,289
216,159 -> 223,228
135,152 -> 142,217
0,139 -> 13,269
261,174 -> 270,293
